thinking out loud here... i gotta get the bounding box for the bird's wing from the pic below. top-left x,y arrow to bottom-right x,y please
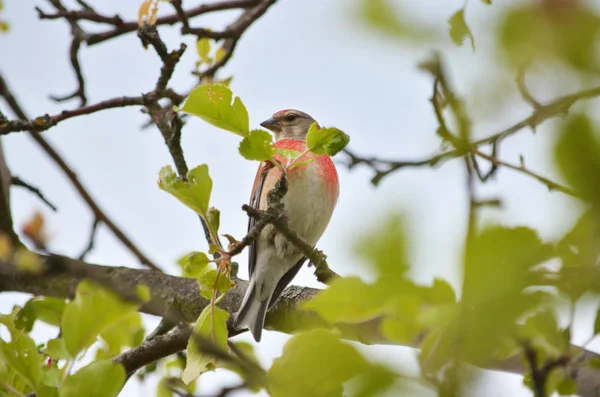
247,161 -> 274,277
247,160 -> 308,309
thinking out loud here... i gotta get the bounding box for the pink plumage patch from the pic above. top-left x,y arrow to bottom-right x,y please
274,139 -> 339,200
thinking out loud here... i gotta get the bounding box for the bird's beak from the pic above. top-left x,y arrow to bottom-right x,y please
260,117 -> 279,131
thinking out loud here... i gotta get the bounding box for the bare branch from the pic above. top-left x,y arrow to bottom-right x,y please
78,218 -> 100,260
11,176 -> 58,211
0,96 -> 144,135
0,73 -> 162,272
342,83 -> 600,186
474,149 -> 579,198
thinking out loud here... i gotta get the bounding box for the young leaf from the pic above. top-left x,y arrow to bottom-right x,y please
555,115 -> 600,204
182,306 -> 230,384
42,338 -> 69,361
215,47 -> 226,63
556,377 -> 577,396
59,360 -> 125,397
461,226 -> 554,363
448,9 -> 475,50
177,84 -> 249,136
268,329 -> 370,397
302,277 -> 387,323
306,123 -> 350,156
99,312 -> 145,355
197,268 -> 234,300
239,129 -> 275,161
0,332 -> 42,389
15,297 -> 66,331
207,207 -> 220,235
594,305 -> 600,335
158,165 -> 213,217
346,364 -> 398,397
61,280 -> 140,357
180,252 -> 210,279
196,38 -> 211,63
275,148 -> 302,161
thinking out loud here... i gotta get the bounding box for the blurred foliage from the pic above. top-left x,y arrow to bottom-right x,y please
0,0 -> 8,33
498,1 -> 600,73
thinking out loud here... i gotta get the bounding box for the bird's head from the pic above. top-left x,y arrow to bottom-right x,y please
260,109 -> 318,141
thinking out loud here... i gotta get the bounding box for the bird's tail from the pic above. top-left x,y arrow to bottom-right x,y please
233,279 -> 270,342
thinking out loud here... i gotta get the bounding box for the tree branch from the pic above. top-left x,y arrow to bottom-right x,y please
0,72 -> 162,272
2,257 -> 600,396
11,176 -> 58,211
342,82 -> 600,186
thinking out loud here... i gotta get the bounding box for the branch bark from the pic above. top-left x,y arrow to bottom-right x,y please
2,258 -> 600,397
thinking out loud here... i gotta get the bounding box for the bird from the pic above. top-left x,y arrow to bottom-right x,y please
232,109 -> 339,342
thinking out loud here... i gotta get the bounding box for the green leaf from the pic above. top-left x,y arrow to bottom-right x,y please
461,226 -> 554,362
180,251 -> 210,279
448,9 -> 475,50
42,338 -> 69,361
158,165 -> 213,217
15,297 -> 66,331
207,207 -> 220,235
182,306 -> 230,384
268,329 -> 370,397
346,364 -> 398,397
557,377 -> 577,396
555,115 -> 600,204
197,269 -> 234,300
196,38 -> 211,63
37,386 -> 59,397
594,305 -> 600,335
359,0 -> 434,41
100,312 -> 145,355
177,84 -> 249,136
239,129 -> 275,161
42,366 -> 62,388
302,277 -> 387,323
306,123 -> 350,156
356,215 -> 409,286
61,280 -> 141,357
179,250 -> 233,299
588,357 -> 600,369
275,148 -> 302,161
518,309 -> 569,360
554,211 -> 600,299
215,47 -> 226,63
498,4 -> 600,72
0,332 -> 42,389
482,0 -> 491,4
59,360 -> 125,397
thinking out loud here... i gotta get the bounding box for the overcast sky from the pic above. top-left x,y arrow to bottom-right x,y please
2,0 -> 600,396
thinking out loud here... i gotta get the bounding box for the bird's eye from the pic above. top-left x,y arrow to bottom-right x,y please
285,114 -> 297,122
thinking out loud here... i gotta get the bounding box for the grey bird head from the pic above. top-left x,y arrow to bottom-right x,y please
260,109 -> 318,141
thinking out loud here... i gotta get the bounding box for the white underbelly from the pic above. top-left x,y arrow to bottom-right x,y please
283,166 -> 335,246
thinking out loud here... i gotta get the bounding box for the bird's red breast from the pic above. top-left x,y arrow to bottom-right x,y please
273,139 -> 339,201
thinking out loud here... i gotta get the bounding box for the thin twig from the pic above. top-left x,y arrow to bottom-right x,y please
0,73 -> 162,272
474,149 -> 580,198
81,0 -> 259,46
0,96 -> 144,135
11,176 -> 58,211
342,84 -> 600,186
78,218 -> 100,260
43,0 -> 89,106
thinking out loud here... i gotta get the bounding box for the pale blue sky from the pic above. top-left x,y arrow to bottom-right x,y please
2,0 -> 599,396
